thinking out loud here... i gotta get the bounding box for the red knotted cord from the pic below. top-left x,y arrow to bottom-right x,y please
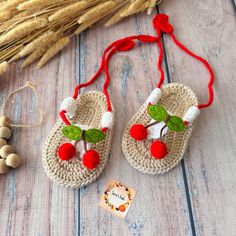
156,29 -> 165,88
153,14 -> 214,109
169,33 -> 214,109
103,46 -> 117,112
60,14 -> 214,125
60,35 -> 158,124
72,35 -> 158,100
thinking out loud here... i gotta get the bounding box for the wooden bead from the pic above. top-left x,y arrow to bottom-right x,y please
0,116 -> 11,127
0,145 -> 14,158
0,127 -> 11,139
0,138 -> 7,149
6,154 -> 22,168
0,159 -> 9,174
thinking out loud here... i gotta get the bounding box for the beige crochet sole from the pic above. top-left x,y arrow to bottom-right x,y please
42,91 -> 114,188
122,83 -> 198,174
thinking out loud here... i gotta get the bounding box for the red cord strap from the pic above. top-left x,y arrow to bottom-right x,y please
72,35 -> 158,101
60,35 -> 158,125
60,14 -> 214,125
153,14 -> 214,109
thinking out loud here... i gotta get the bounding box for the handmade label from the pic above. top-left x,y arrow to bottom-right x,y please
99,180 -> 136,218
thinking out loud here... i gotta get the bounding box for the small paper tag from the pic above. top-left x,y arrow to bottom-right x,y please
99,180 -> 136,219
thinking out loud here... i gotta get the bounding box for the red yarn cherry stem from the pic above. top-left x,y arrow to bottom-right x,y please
169,33 -> 214,109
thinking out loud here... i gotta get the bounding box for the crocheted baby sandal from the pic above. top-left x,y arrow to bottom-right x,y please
43,91 -> 114,188
122,14 -> 214,174
42,49 -> 117,188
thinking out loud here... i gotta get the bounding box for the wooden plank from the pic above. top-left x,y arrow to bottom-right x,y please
159,0 -> 236,235
78,13 -> 193,236
0,38 -> 79,235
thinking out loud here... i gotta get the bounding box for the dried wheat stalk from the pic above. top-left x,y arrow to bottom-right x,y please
19,31 -> 61,57
0,0 -> 162,75
0,18 -> 47,45
37,36 -> 70,68
17,0 -> 66,11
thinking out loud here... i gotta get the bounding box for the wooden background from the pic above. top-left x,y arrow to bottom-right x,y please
1,0 -> 236,235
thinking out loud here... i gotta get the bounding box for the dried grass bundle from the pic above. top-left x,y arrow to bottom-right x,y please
0,0 -> 162,72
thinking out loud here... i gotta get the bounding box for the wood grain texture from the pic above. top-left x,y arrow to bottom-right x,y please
0,1 -> 235,235
159,0 -> 236,235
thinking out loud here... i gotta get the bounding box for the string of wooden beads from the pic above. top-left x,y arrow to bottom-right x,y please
0,82 -> 43,175
0,116 -> 22,174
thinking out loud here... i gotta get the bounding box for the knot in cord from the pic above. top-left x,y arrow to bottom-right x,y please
152,14 -> 174,34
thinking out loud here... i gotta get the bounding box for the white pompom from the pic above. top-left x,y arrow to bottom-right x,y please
147,88 -> 162,104
101,112 -> 113,129
183,106 -> 200,123
60,97 -> 77,118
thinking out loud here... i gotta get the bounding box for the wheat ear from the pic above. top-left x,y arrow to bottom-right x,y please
48,1 -> 99,22
19,31 -> 60,57
22,48 -> 47,68
78,1 -> 116,24
0,0 -> 26,11
0,18 -> 47,46
105,3 -> 130,27
17,0 -> 66,11
37,37 -> 69,68
120,1 -> 149,17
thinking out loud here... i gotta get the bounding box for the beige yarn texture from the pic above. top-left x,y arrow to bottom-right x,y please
42,91 -> 114,188
122,83 -> 198,175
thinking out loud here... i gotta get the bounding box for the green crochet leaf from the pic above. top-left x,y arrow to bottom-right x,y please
62,125 -> 82,140
84,129 -> 106,144
148,104 -> 168,122
166,116 -> 185,132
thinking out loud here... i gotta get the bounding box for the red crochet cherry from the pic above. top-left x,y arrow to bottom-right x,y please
130,124 -> 147,141
58,143 -> 76,161
150,140 -> 168,159
82,150 -> 100,170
